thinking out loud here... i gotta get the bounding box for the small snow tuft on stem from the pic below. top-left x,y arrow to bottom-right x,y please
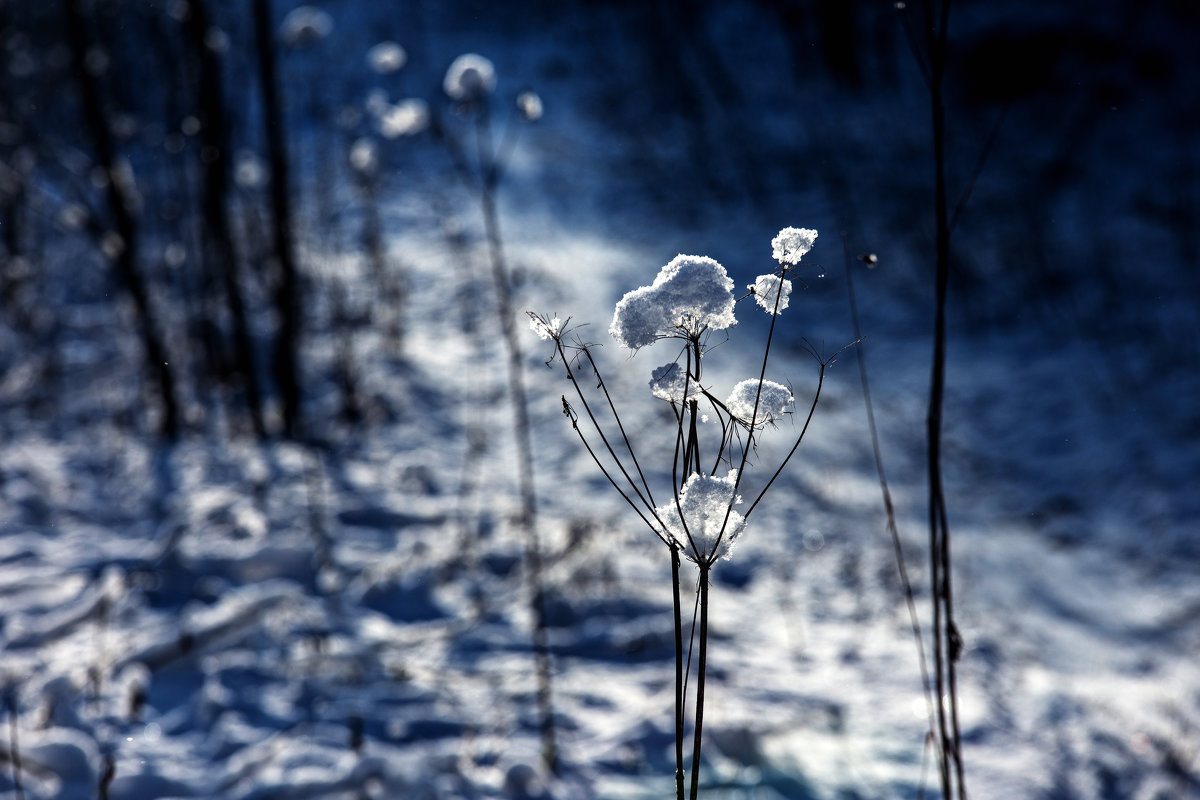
656,470 -> 745,562
649,362 -> 700,403
750,274 -> 792,314
771,227 -> 818,265
528,313 -> 562,341
725,379 -> 793,426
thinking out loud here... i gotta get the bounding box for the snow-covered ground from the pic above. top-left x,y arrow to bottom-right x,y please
2,1 -> 1198,798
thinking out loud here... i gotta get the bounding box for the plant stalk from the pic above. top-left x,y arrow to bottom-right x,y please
673,545 -> 686,800
477,112 -> 558,775
689,565 -> 710,800
925,1 -> 966,797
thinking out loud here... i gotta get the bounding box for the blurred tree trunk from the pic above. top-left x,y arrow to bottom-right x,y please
252,0 -> 302,438
64,0 -> 181,438
187,0 -> 267,438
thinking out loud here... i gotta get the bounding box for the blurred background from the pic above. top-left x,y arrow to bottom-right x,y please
2,0 -> 1196,443
1,0 -> 1198,798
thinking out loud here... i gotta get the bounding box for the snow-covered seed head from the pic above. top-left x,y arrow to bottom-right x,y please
348,137 -> 378,174
444,53 -> 497,103
649,362 -> 700,403
366,41 -> 407,74
279,6 -> 333,48
750,273 -> 792,315
517,91 -> 543,121
610,254 -> 737,350
527,312 -> 562,342
655,470 -> 746,563
725,379 -> 794,427
771,227 -> 819,266
377,99 -> 429,138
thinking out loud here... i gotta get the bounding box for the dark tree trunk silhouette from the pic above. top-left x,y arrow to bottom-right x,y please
252,0 -> 302,438
64,0 -> 181,438
187,0 -> 266,438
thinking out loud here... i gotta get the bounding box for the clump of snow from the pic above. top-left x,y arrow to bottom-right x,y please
234,150 -> 265,189
517,91 -> 543,121
656,470 -> 745,562
377,99 -> 429,138
348,138 -> 378,174
610,254 -> 737,350
278,6 -> 333,48
751,273 -> 792,314
771,227 -> 818,265
366,41 -> 407,75
649,362 -> 698,403
725,379 -> 794,426
528,314 -> 562,341
443,54 -> 497,103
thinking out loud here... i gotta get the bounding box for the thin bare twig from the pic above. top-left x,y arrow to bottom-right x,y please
842,237 -> 939,781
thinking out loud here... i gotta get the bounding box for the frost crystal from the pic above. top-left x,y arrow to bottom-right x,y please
725,379 -> 793,426
751,274 -> 792,314
649,362 -> 698,403
771,227 -> 818,265
444,54 -> 497,102
610,255 -> 737,350
656,470 -> 745,562
529,314 -> 562,341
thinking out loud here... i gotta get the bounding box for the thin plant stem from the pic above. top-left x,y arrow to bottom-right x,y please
713,267 -> 786,562
689,565 -> 710,800
6,690 -> 24,800
475,107 -> 557,775
561,398 -> 670,545
924,0 -> 966,797
672,545 -> 685,800
556,341 -> 661,523
949,106 -> 1008,234
669,344 -> 703,559
742,361 -> 826,519
843,237 -> 940,776
581,347 -> 660,507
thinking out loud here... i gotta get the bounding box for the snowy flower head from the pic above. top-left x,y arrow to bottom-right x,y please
725,379 -> 793,427
750,274 -> 792,315
610,255 -> 737,350
366,41 -> 407,74
649,362 -> 700,403
376,98 -> 429,138
279,6 -> 333,48
656,470 -> 745,562
771,227 -> 818,266
528,313 -> 563,341
517,91 -> 543,121
348,138 -> 378,174
444,54 -> 497,103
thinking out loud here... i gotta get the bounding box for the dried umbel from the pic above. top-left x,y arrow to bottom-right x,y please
443,53 -> 497,104
530,226 -> 833,797
533,226 -> 827,566
609,254 -> 737,350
